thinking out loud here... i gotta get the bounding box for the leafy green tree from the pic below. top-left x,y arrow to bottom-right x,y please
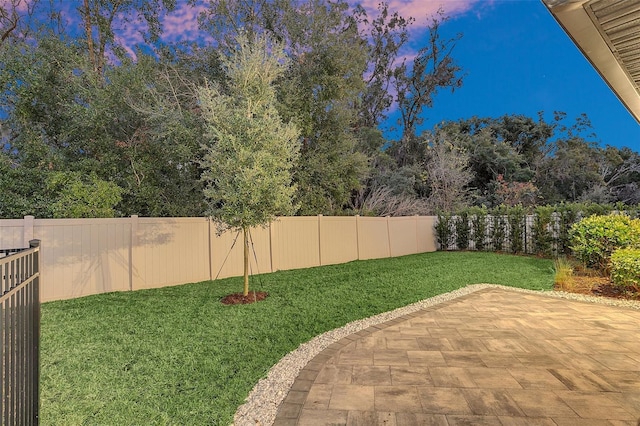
599,146 -> 640,204
0,34 -> 208,217
0,152 -> 53,218
275,0 -> 368,214
47,171 -> 123,218
199,34 -> 300,296
437,117 -> 537,204
536,138 -> 604,203
197,0 -> 406,215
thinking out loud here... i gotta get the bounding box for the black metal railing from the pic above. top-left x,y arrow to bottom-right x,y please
1,240 -> 40,426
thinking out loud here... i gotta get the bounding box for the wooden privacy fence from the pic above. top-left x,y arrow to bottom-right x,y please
0,216 -> 437,302
1,240 -> 40,426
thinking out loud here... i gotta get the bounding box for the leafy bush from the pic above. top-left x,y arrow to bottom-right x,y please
454,211 -> 470,250
556,204 -> 580,255
532,206 -> 555,256
435,213 -> 454,250
491,214 -> 505,251
610,248 -> 640,289
506,205 -> 525,254
469,206 -> 488,251
570,214 -> 640,271
47,171 -> 123,218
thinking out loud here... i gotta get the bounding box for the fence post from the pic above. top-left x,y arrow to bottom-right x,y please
415,215 -> 419,254
29,239 -> 40,424
129,215 -> 138,292
317,214 -> 323,266
355,215 -> 361,260
207,217 -> 213,281
386,216 -> 392,258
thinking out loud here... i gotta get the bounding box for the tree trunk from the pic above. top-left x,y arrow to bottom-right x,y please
243,226 -> 249,296
83,0 -> 97,72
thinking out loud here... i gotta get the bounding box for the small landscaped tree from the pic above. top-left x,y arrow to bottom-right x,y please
199,34 -> 300,297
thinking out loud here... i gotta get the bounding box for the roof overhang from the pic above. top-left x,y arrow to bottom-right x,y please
542,0 -> 640,124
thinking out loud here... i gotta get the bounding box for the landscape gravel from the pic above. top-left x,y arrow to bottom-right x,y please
232,283 -> 640,426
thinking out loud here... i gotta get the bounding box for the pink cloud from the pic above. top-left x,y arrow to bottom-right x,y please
0,0 -> 30,13
162,2 -> 213,45
356,0 -> 485,27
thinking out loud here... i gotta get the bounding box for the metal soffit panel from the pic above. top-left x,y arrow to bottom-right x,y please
586,0 -> 640,92
543,0 -> 640,123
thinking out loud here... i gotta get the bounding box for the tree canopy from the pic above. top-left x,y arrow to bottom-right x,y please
199,34 -> 300,233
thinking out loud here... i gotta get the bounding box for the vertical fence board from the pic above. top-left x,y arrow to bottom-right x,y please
0,220 -> 25,252
270,217 -> 321,271
35,219 -> 131,301
209,225 -> 272,280
388,217 -> 419,257
356,217 -> 391,260
319,216 -> 358,266
133,218 -> 210,290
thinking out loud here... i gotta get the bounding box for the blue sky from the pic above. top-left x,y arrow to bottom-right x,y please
395,0 -> 640,151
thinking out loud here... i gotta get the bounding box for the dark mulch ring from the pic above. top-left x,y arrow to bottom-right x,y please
220,291 -> 269,305
555,271 -> 640,301
591,282 -> 640,301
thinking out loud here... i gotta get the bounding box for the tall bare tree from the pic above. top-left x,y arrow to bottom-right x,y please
424,134 -> 473,212
393,11 -> 464,166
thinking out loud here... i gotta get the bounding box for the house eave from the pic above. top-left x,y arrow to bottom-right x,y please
542,0 -> 640,124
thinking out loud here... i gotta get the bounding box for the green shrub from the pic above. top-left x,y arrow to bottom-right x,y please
491,214 -> 505,251
469,206 -> 488,251
611,248 -> 640,289
555,203 -> 580,255
454,211 -> 470,250
532,206 -> 554,256
506,205 -> 525,254
435,213 -> 454,250
570,214 -> 640,271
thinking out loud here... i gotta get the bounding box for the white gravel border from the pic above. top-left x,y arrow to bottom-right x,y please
232,284 -> 640,426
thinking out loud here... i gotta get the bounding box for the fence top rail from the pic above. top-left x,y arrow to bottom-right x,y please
0,247 -> 26,255
0,219 -> 26,226
0,240 -> 40,264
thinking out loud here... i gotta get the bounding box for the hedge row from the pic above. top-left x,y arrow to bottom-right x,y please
435,203 -> 640,257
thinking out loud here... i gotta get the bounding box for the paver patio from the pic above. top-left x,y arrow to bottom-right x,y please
273,288 -> 640,425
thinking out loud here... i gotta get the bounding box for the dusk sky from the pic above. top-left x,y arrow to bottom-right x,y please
401,0 -> 640,152
6,0 -> 640,151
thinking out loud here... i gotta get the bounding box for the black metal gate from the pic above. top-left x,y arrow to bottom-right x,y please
1,240 -> 41,425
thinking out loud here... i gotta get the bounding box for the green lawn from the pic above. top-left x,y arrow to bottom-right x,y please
40,251 -> 553,425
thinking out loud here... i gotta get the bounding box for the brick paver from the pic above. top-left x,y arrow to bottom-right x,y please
273,288 -> 640,425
